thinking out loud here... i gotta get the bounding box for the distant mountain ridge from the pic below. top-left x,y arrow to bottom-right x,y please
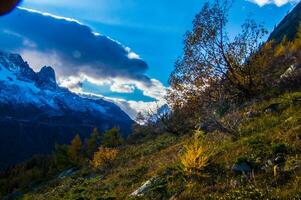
0,51 -> 133,169
269,1 -> 301,42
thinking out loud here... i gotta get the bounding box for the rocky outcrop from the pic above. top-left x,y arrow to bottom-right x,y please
130,177 -> 159,197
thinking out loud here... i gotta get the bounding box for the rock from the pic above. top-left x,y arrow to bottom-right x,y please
266,159 -> 274,167
36,66 -> 57,89
58,167 -> 79,179
130,177 -> 158,197
232,162 -> 252,174
274,156 -> 286,165
264,103 -> 281,114
280,65 -> 297,80
245,110 -> 260,118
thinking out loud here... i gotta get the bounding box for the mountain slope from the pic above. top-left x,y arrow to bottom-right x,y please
16,92 -> 301,200
269,1 -> 301,42
0,51 -> 133,169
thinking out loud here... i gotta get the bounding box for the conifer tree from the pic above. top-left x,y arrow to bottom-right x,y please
85,128 -> 100,158
102,127 -> 124,148
68,134 -> 82,165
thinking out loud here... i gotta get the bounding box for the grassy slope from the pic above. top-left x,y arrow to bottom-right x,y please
24,92 -> 301,200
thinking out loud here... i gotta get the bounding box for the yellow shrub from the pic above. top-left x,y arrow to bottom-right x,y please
91,147 -> 119,169
180,129 -> 209,177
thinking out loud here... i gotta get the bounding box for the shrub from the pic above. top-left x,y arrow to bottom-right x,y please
91,147 -> 118,170
272,143 -> 289,155
180,130 -> 209,177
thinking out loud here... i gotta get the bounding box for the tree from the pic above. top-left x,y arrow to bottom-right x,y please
91,147 -> 119,170
102,127 -> 124,148
170,0 -> 268,101
85,128 -> 101,158
168,0 -> 270,134
53,144 -> 72,170
67,134 -> 83,165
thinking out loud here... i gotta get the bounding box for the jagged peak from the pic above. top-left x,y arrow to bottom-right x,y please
0,50 -> 27,70
36,66 -> 57,88
38,66 -> 56,83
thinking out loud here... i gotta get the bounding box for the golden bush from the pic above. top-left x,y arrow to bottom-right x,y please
180,130 -> 209,177
91,147 -> 119,169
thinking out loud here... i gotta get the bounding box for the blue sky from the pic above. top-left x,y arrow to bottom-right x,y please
0,0 -> 299,118
20,0 -> 297,84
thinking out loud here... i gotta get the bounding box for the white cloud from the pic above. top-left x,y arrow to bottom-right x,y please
18,7 -> 84,24
60,74 -> 167,101
127,52 -> 140,59
21,50 -> 63,73
248,0 -> 299,6
110,82 -> 135,93
108,98 -> 166,120
58,73 -> 168,120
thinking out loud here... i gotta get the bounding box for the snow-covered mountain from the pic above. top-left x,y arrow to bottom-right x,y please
0,51 -> 133,169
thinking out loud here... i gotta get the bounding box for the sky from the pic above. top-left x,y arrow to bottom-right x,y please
0,0 -> 299,119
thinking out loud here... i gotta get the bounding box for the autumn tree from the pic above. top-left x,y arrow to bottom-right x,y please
91,147 -> 119,170
67,134 -> 83,165
180,129 -> 210,177
168,0 -> 272,134
102,127 -> 124,148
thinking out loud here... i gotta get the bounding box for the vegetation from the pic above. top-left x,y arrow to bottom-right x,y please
180,130 -> 209,177
102,127 -> 124,148
168,1 -> 301,136
91,147 -> 119,170
84,128 -> 101,159
67,134 -> 83,165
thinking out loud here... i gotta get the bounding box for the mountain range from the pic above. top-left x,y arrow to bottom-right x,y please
0,51 -> 133,169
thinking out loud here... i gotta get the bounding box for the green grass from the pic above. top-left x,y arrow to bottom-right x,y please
22,92 -> 301,199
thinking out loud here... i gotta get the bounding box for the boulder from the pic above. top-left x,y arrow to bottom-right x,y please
232,162 -> 252,174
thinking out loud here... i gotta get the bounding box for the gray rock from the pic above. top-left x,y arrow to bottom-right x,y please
130,177 -> 158,197
245,110 -> 260,118
264,103 -> 281,114
280,64 -> 297,80
232,162 -> 252,174
58,167 -> 79,179
274,156 -> 286,165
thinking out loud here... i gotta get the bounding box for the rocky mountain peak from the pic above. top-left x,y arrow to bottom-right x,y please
37,66 -> 56,85
0,50 -> 36,81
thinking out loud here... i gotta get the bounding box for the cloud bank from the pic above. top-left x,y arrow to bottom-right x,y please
0,7 -> 148,80
0,7 -> 167,119
248,0 -> 299,7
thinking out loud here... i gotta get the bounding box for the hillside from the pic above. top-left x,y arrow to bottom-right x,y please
12,92 -> 301,199
269,1 -> 301,42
